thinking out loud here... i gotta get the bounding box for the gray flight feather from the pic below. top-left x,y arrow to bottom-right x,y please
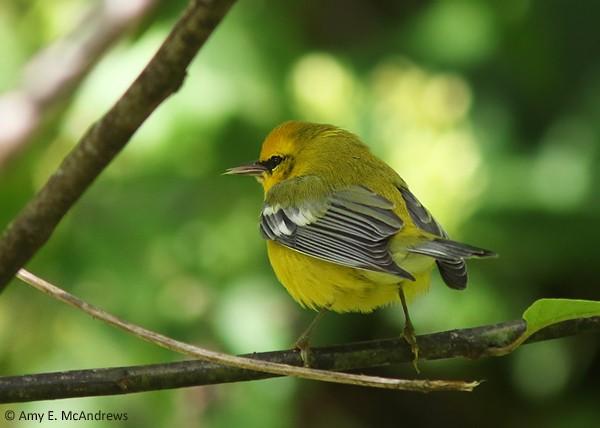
260,185 -> 414,280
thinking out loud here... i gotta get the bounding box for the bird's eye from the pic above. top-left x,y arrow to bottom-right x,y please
261,155 -> 284,172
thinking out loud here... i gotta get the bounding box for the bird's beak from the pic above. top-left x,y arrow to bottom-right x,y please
224,161 -> 268,176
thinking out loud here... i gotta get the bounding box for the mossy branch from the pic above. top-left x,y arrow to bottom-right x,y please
1,312 -> 597,403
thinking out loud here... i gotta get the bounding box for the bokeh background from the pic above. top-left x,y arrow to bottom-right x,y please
1,0 -> 599,427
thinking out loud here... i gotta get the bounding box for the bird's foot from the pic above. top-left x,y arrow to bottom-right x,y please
292,335 -> 312,367
402,322 -> 420,373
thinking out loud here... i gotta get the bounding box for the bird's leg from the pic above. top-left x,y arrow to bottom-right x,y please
399,288 -> 420,373
292,307 -> 328,367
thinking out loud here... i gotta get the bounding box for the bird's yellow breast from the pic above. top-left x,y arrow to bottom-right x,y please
266,241 -> 432,313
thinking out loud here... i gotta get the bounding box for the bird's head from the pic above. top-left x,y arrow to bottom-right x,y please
225,121 -> 340,193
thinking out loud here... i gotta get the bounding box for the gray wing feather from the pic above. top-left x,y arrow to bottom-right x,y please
260,185 -> 414,280
400,186 -> 447,237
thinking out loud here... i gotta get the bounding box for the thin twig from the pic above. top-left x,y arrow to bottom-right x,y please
13,269 -> 478,395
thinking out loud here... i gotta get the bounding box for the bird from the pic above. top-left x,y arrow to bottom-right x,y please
225,120 -> 496,368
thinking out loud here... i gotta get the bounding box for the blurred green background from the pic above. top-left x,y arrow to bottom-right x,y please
1,0 -> 599,427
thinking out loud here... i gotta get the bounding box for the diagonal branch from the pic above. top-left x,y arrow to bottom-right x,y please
1,314 -> 598,403
12,269 -> 479,394
0,0 -> 237,291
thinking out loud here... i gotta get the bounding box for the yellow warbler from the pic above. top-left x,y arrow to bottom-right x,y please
226,121 -> 495,365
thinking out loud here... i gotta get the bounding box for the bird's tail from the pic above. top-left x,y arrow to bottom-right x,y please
409,238 -> 497,290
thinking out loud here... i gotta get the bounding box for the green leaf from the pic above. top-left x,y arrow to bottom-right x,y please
492,298 -> 600,355
522,298 -> 600,335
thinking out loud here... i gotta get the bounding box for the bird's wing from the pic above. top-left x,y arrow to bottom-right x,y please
261,184 -> 415,280
398,186 -> 495,289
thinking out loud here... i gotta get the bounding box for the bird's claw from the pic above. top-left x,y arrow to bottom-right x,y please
402,322 -> 420,373
292,336 -> 312,367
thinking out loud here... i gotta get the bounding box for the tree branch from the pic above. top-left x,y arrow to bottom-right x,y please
0,0 -> 237,291
4,270 -> 600,403
1,315 -> 598,403
12,269 -> 479,394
